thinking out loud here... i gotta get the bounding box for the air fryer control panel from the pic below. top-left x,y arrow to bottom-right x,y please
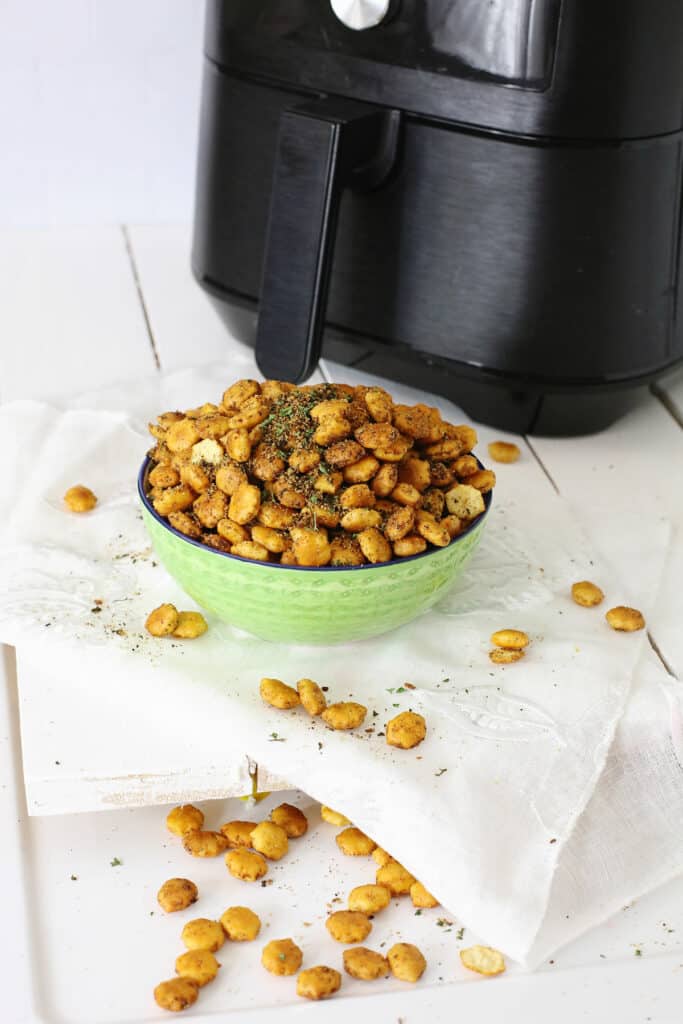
205,0 -> 683,138
291,0 -> 562,87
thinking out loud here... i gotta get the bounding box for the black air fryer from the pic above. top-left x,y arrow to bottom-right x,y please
193,0 -> 683,434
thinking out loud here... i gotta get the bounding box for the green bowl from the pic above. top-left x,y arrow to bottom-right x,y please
138,459 -> 490,646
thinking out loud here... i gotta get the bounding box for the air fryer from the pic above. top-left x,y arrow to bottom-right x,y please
192,0 -> 683,435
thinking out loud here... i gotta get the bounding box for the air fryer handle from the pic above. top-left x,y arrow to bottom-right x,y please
255,98 -> 400,383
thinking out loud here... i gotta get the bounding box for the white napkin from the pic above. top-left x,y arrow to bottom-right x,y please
530,649 -> 683,963
0,363 -> 678,967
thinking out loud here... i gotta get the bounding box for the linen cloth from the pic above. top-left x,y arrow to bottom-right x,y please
0,363 -> 679,966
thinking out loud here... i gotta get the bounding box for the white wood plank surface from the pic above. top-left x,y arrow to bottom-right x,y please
124,224 -> 246,371
530,390 -> 683,676
0,647 -> 34,1024
0,227 -> 156,403
126,223 -> 325,384
2,225 -> 683,1024
1,221 -> 680,678
656,367 -> 683,423
2,221 -> 677,675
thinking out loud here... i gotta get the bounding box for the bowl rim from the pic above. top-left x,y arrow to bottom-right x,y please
137,456 -> 491,573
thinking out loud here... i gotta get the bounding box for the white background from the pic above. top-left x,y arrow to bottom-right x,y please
0,0 -> 203,226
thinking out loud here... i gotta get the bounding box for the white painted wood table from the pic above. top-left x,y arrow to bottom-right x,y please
2,225 -> 683,1024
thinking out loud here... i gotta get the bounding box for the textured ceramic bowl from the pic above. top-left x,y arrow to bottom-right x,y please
138,459 -> 490,645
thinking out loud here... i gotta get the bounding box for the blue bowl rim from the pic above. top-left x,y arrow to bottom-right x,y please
137,455 -> 492,573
